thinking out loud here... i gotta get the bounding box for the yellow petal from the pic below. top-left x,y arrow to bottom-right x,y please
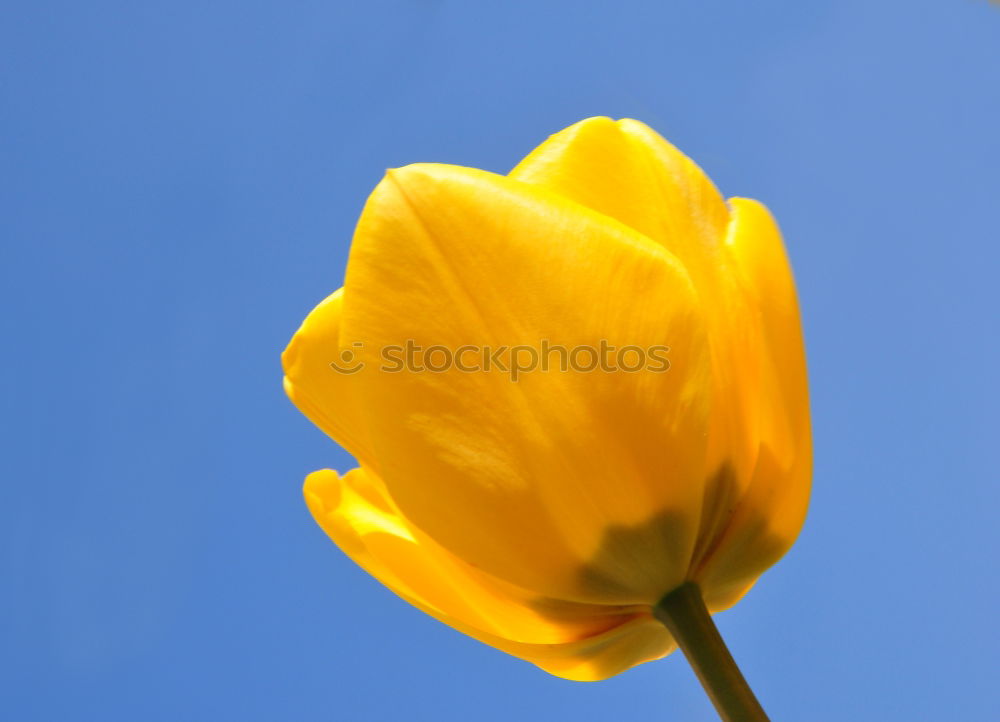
509,116 -> 730,277
305,467 -> 674,681
694,199 -> 812,610
333,162 -> 713,603
283,288 -> 379,472
511,118 -> 770,585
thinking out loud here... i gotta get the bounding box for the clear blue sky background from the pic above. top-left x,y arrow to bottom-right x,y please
3,1 -> 998,720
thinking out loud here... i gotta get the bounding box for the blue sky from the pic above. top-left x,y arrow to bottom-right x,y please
3,1 -> 998,720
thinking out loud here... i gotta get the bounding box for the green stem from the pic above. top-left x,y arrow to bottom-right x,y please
653,583 -> 769,722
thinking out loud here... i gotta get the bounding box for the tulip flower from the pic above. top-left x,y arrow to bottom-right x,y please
283,117 -> 810,720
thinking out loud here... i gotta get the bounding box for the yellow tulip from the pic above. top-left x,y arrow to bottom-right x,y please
283,117 -> 810,686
